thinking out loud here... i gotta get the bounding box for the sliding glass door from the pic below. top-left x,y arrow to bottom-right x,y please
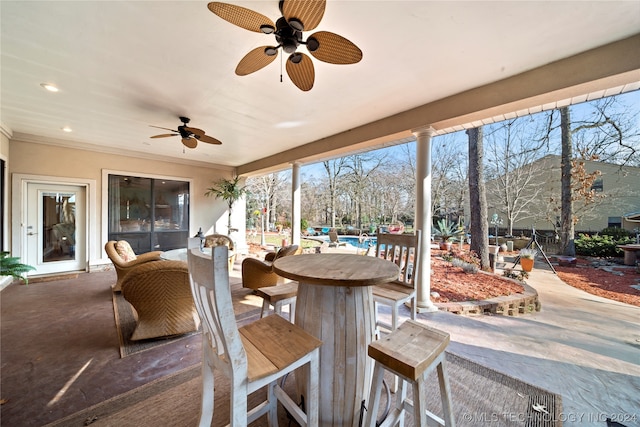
107,175 -> 189,253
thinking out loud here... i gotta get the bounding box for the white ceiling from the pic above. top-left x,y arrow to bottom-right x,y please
2,1 -> 640,172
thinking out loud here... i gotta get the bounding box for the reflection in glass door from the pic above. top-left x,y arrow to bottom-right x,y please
43,193 -> 76,262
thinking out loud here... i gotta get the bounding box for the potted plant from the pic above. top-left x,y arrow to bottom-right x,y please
205,176 -> 247,235
433,218 -> 464,250
519,248 -> 537,272
1,252 -> 36,285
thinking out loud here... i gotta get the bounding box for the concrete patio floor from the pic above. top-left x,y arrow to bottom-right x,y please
412,262 -> 640,427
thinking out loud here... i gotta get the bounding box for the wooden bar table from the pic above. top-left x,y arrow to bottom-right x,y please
273,253 -> 399,427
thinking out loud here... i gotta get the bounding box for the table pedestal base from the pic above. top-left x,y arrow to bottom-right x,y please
295,282 -> 375,427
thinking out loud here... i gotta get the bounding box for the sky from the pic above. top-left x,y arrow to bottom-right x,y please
300,89 -> 640,179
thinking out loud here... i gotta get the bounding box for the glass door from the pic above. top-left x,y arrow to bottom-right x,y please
26,183 -> 86,275
107,175 -> 189,253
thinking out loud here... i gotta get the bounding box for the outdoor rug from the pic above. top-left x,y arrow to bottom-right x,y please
43,351 -> 562,427
113,283 -> 264,358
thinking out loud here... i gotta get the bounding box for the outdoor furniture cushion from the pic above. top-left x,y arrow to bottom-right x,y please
105,240 -> 163,292
203,234 -> 236,270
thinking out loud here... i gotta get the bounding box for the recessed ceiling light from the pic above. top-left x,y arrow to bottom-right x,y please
40,83 -> 59,92
62,126 -> 72,132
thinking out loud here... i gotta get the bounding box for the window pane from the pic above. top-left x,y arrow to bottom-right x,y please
108,175 -> 189,253
44,193 -> 75,262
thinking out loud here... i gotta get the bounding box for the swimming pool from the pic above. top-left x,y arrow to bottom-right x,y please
314,235 -> 377,249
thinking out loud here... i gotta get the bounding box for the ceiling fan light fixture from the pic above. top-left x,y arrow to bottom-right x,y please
282,39 -> 298,54
289,52 -> 303,64
288,18 -> 303,32
260,24 -> 275,34
306,36 -> 319,52
265,46 -> 278,56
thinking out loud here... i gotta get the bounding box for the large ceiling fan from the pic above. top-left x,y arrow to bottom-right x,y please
149,117 -> 222,149
207,0 -> 362,91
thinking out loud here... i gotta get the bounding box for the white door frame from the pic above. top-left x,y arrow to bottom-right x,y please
12,174 -> 96,275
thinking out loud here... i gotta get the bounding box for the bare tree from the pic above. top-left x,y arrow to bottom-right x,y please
559,107 -> 575,255
322,158 -> 347,228
343,153 -> 385,229
572,96 -> 640,166
485,119 -> 549,236
543,97 -> 640,254
245,171 -> 290,231
467,127 -> 490,270
430,135 -> 468,223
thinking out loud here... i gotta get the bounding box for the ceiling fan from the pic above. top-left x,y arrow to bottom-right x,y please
207,0 -> 362,91
149,117 -> 222,149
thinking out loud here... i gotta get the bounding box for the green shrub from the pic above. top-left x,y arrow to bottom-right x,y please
574,233 -> 634,257
600,227 -> 634,240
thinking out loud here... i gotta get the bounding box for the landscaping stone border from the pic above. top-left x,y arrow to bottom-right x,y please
435,280 -> 541,316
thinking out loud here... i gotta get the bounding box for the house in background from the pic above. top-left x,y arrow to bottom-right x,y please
485,154 -> 640,235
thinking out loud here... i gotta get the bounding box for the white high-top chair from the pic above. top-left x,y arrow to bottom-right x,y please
187,246 -> 322,426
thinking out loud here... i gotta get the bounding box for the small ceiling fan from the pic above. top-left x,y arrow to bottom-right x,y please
207,0 -> 362,91
149,117 -> 222,149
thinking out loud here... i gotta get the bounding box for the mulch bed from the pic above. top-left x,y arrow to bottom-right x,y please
555,257 -> 640,306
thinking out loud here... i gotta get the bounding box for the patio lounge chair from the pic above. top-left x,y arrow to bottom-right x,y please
328,231 -> 347,247
121,260 -> 200,340
241,244 -> 301,290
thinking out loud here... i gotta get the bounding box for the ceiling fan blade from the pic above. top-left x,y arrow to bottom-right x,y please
282,0 -> 325,31
207,2 -> 275,33
150,133 -> 178,138
182,137 -> 198,149
149,125 -> 179,132
308,31 -> 363,64
235,46 -> 278,76
286,52 -> 314,91
183,126 -> 205,137
196,134 -> 223,145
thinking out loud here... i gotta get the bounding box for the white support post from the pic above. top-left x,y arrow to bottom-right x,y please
291,162 -> 301,246
413,126 -> 438,312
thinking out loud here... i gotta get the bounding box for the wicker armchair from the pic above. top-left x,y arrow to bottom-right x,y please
105,240 -> 163,292
203,234 -> 236,271
241,244 -> 301,290
121,260 -> 200,341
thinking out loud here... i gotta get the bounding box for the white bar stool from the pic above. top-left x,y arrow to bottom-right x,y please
365,320 -> 455,427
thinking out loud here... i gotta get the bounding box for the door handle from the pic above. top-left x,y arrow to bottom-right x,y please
27,232 -> 38,236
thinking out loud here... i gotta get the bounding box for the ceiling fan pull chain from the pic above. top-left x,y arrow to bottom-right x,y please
280,53 -> 283,83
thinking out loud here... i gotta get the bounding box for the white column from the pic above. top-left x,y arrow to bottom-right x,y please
291,162 -> 301,246
413,126 -> 438,312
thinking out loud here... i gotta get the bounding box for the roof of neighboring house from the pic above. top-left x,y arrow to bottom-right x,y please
623,212 -> 640,221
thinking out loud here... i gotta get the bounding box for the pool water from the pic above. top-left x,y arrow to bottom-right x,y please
316,235 -> 377,249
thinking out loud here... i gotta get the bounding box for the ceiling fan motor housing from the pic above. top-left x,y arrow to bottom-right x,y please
275,17 -> 302,53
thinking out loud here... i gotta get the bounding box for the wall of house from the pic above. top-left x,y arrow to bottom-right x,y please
486,155 -> 640,234
8,139 -> 246,271
1,132 -> 9,251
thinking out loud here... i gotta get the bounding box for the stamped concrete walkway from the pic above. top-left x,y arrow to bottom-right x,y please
413,263 -> 640,426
